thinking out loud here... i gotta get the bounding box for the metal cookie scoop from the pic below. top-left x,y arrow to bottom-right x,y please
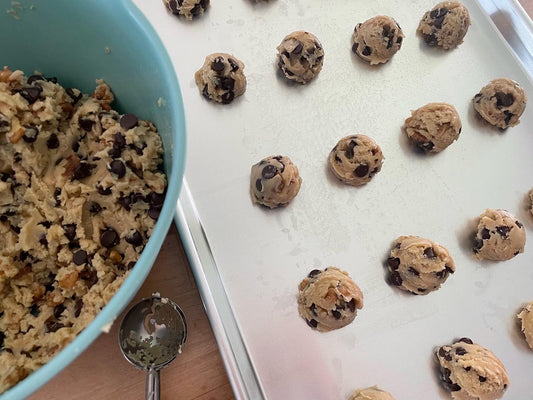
118,295 -> 187,400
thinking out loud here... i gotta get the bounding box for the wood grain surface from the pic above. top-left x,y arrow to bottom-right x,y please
28,1 -> 532,399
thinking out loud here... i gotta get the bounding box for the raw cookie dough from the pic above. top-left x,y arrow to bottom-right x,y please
163,0 -> 209,20
473,209 -> 526,261
298,267 -> 363,332
0,68 -> 167,393
473,78 -> 527,129
328,134 -> 384,186
517,301 -> 533,349
250,155 -> 302,208
404,102 -> 462,152
386,236 -> 455,295
277,31 -> 324,84
351,15 -> 405,65
195,53 -> 246,104
350,386 -> 395,400
436,338 -> 510,400
418,2 -> 470,50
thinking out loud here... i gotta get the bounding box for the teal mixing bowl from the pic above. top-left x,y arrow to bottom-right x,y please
0,0 -> 186,398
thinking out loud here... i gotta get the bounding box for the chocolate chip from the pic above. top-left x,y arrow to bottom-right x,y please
19,86 -> 42,103
354,164 -> 369,177
53,303 -> 66,319
423,33 -> 438,46
480,228 -> 491,240
332,310 -> 341,319
496,226 -> 510,238
347,299 -> 356,312
479,376 -> 487,382
27,74 -> 45,85
306,319 -> 318,328
108,146 -> 122,159
219,77 -> 235,91
504,111 -> 514,125
73,162 -> 93,180
228,58 -> 239,72
515,220 -> 523,228
457,337 -> 473,344
220,91 -> 235,104
113,132 -> 126,148
73,250 -> 88,265
89,202 -> 102,214
97,184 -> 112,196
39,234 -> 48,246
455,346 -> 467,356
387,257 -> 400,270
424,247 -> 436,258
125,231 -> 143,247
54,187 -> 62,206
433,16 -> 446,29
78,117 -> 94,132
47,133 -> 60,149
109,160 -> 126,178
22,125 -> 39,143
362,46 -> 372,56
310,303 -> 317,316
308,269 -> 321,278
292,42 -> 303,54
465,366 -> 471,371
211,57 -> 225,72
449,383 -> 461,392
100,227 -> 119,248
129,142 -> 146,156
47,76 -> 58,84
63,224 -> 77,241
390,271 -> 402,286
408,267 -> 420,276
261,165 -> 277,179
29,304 -> 40,317
441,367 -> 453,383
150,192 -> 165,208
438,347 -> 447,357
495,91 -> 514,107
352,42 -> 359,53
74,299 -> 83,318
120,114 -> 138,130
66,88 -> 82,103
45,317 -> 64,333
80,266 -> 98,288
148,206 -> 161,220
190,3 -> 201,16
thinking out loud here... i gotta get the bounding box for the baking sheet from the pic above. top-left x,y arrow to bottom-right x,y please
134,0 -> 533,398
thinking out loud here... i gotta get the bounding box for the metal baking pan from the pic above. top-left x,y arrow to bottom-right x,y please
134,0 -> 533,398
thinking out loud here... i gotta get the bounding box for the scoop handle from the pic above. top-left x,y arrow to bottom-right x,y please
146,367 -> 160,400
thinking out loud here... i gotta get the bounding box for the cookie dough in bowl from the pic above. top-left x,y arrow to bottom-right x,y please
0,69 -> 168,392
436,337 -> 510,400
277,31 -> 324,84
517,301 -> 533,349
404,102 -> 461,152
386,236 -> 455,295
418,1 -> 471,50
163,0 -> 210,20
473,78 -> 527,129
349,386 -> 395,400
328,134 -> 384,186
250,155 -> 302,208
195,53 -> 247,104
298,267 -> 363,332
473,208 -> 526,261
351,15 -> 405,65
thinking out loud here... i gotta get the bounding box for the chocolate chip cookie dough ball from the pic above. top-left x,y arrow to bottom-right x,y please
436,338 -> 510,400
418,2 -> 470,50
473,78 -> 527,129
250,155 -> 302,208
195,53 -> 246,104
349,386 -> 395,400
473,209 -> 526,261
277,31 -> 324,84
328,135 -> 384,186
518,301 -> 533,349
404,103 -> 461,152
163,0 -> 209,20
386,236 -> 455,295
351,15 -> 405,65
298,267 -> 363,332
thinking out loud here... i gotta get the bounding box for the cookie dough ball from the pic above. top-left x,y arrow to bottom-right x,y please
418,2 -> 470,50
163,0 -> 209,20
195,53 -> 246,104
473,209 -> 526,261
328,135 -> 384,186
436,338 -> 510,400
473,78 -> 527,129
518,301 -> 533,348
386,236 -> 455,295
250,155 -> 302,208
298,267 -> 363,332
277,31 -> 324,84
351,15 -> 405,65
404,103 -> 461,152
350,386 -> 395,400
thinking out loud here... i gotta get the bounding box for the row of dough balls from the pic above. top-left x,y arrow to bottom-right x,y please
192,1 -> 476,104
298,266 -> 532,400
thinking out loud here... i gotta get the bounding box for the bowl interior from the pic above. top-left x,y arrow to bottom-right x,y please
0,0 -> 186,398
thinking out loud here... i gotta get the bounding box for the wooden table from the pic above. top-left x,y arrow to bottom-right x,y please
29,1 -> 533,399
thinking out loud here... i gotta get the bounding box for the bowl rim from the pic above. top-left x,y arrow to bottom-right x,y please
0,0 -> 186,398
